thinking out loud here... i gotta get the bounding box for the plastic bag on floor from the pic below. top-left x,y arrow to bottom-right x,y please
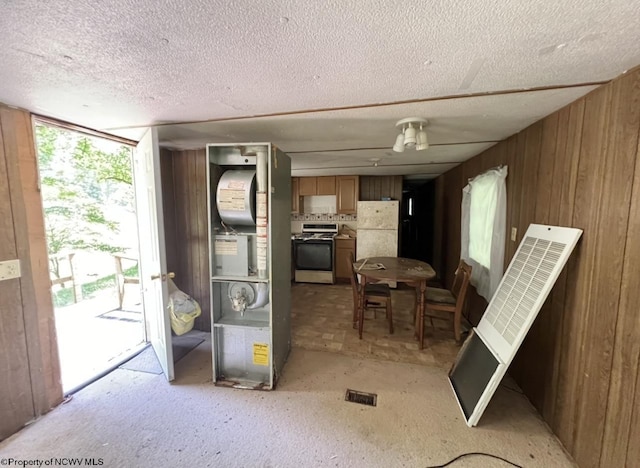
168,279 -> 201,336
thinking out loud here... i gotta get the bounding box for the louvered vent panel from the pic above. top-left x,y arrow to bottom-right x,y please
484,237 -> 567,345
484,238 -> 532,325
453,225 -> 583,427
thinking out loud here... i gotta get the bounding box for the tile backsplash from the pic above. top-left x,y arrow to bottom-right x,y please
291,218 -> 357,234
291,213 -> 357,222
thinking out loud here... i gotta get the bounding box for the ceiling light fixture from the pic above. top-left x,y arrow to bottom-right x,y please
393,118 -> 429,152
369,158 -> 381,167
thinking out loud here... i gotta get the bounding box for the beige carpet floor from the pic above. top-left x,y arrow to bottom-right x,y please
0,338 -> 575,468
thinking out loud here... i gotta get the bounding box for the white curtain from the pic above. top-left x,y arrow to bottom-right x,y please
461,166 -> 508,301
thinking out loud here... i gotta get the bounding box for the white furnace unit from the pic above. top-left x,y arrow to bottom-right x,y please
207,143 -> 291,390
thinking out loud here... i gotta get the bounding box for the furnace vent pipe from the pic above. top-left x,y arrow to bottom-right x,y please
251,146 -> 269,280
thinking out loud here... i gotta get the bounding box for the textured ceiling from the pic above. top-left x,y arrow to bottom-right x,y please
0,0 -> 638,177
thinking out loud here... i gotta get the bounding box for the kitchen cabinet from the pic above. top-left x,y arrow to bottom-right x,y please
291,177 -> 300,214
298,177 -> 317,196
298,176 -> 336,196
337,176 -> 359,214
335,237 -> 356,281
317,176 -> 336,195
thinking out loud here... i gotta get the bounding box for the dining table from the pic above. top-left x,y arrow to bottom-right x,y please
353,257 -> 436,346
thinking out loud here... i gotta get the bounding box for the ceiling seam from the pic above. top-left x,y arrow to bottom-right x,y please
103,81 -> 608,132
287,141 -> 500,153
292,162 -> 460,170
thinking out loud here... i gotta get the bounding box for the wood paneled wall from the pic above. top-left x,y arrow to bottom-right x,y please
0,105 -> 62,440
359,175 -> 403,201
434,68 -> 640,468
161,149 -> 211,331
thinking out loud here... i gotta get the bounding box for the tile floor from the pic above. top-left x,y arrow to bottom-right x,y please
291,282 -> 462,369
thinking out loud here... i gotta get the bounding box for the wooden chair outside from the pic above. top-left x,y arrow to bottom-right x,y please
418,260 -> 472,348
348,252 -> 393,339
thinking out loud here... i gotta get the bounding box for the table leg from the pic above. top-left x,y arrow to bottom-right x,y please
413,283 -> 421,339
418,280 -> 426,350
358,276 -> 367,339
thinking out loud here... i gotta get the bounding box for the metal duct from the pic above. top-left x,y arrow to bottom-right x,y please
247,283 -> 269,310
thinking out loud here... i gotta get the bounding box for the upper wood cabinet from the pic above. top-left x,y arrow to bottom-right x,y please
316,176 -> 336,195
292,175 -> 357,214
337,176 -> 359,214
298,177 -> 317,196
298,176 -> 336,196
291,177 -> 300,214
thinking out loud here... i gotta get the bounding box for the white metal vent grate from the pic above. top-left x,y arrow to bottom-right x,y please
477,224 -> 582,365
484,237 -> 566,344
453,224 -> 583,427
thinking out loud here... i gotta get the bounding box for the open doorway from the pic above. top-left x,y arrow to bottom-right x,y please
400,179 -> 435,264
34,122 -> 147,393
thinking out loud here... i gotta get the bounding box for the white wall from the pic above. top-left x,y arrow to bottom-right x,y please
302,195 -> 337,214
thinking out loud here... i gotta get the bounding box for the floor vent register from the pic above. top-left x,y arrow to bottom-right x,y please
345,389 -> 377,407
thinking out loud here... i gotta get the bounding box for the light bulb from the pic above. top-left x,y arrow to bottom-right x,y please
393,132 -> 405,152
404,124 -> 416,147
416,128 -> 429,151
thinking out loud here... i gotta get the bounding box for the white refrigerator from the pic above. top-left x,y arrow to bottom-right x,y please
357,200 -> 399,260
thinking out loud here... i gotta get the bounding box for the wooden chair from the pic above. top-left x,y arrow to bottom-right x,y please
418,260 -> 472,348
348,252 -> 393,339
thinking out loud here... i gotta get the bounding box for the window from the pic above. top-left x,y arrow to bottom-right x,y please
461,166 -> 508,301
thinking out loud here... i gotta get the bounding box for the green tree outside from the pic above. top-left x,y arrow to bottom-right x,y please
35,125 -> 136,294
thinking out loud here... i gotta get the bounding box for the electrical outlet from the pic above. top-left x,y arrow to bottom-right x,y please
511,227 -> 518,242
0,259 -> 21,281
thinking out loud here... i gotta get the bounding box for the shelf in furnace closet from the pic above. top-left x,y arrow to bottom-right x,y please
213,314 -> 270,329
211,275 -> 269,283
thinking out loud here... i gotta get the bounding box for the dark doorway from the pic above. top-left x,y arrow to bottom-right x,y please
400,179 -> 435,264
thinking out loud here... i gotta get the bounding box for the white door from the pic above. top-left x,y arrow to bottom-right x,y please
133,128 -> 174,381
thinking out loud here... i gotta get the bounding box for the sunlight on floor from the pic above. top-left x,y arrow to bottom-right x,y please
55,285 -> 146,392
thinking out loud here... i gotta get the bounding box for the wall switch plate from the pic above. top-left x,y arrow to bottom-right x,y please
511,227 -> 518,242
0,259 -> 21,281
